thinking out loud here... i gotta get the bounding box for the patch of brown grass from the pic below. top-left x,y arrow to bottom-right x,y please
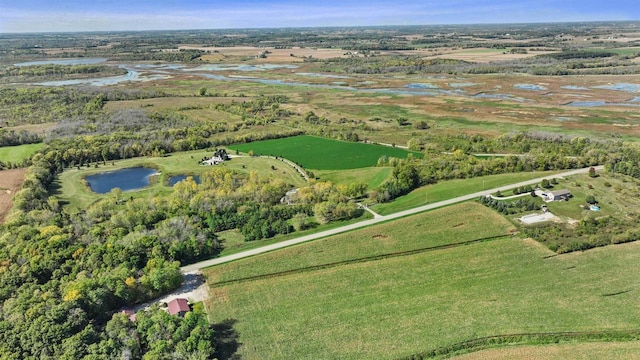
5,122 -> 58,134
180,45 -> 348,63
451,341 -> 640,360
424,48 -> 556,63
0,168 -> 26,223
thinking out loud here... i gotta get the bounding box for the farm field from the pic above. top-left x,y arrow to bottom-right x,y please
0,143 -> 43,163
206,203 -> 640,359
227,135 -> 422,170
55,149 -> 306,209
0,168 -> 27,223
372,170 -> 561,215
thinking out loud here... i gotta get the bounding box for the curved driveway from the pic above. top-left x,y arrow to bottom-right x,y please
181,166 -> 602,273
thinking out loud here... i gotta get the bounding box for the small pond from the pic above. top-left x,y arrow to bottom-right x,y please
168,175 -> 201,186
405,83 -> 440,89
566,101 -> 607,107
295,72 -> 350,79
514,84 -> 547,91
561,85 -> 589,90
593,83 -> 640,93
566,100 -> 640,108
473,93 -> 527,102
85,167 -> 158,194
449,82 -> 477,88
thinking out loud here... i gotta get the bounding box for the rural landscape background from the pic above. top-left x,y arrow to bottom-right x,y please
1,2 -> 640,359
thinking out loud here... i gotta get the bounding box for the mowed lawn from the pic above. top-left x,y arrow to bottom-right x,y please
206,204 -> 640,360
0,143 -> 43,163
315,166 -> 392,189
228,135 -> 421,170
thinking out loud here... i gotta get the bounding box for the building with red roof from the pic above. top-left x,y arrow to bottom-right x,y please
167,298 -> 190,317
120,309 -> 136,322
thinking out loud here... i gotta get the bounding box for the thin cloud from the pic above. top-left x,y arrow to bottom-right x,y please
1,1 -> 638,32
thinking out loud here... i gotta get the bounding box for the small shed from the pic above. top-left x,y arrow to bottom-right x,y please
120,309 -> 136,322
547,189 -> 571,201
167,298 -> 191,317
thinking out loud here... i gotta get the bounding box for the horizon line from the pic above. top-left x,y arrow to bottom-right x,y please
2,19 -> 638,35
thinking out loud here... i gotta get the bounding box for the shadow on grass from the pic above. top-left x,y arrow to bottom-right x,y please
212,318 -> 241,360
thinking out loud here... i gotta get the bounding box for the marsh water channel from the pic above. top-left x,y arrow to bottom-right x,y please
17,58 -> 640,107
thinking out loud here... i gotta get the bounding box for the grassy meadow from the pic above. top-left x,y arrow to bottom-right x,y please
205,202 -> 515,284
213,211 -> 373,258
0,143 -> 43,163
228,135 -> 422,170
206,202 -> 640,359
314,166 -> 392,188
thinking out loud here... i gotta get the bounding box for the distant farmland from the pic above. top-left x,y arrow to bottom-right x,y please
228,135 -> 421,170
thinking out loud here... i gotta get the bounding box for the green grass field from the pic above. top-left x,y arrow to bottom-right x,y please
213,211 -> 373,258
606,47 -> 640,56
228,135 -> 421,170
314,166 -> 392,188
206,203 -> 640,359
206,203 -> 515,284
372,170 -> 562,215
55,149 -> 307,209
0,143 -> 43,163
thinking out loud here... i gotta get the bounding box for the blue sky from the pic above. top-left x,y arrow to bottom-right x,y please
1,0 -> 639,33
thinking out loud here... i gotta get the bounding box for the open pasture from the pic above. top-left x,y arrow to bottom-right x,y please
205,202 -> 515,284
315,166 -> 392,189
228,135 -> 421,170
206,203 -> 640,360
